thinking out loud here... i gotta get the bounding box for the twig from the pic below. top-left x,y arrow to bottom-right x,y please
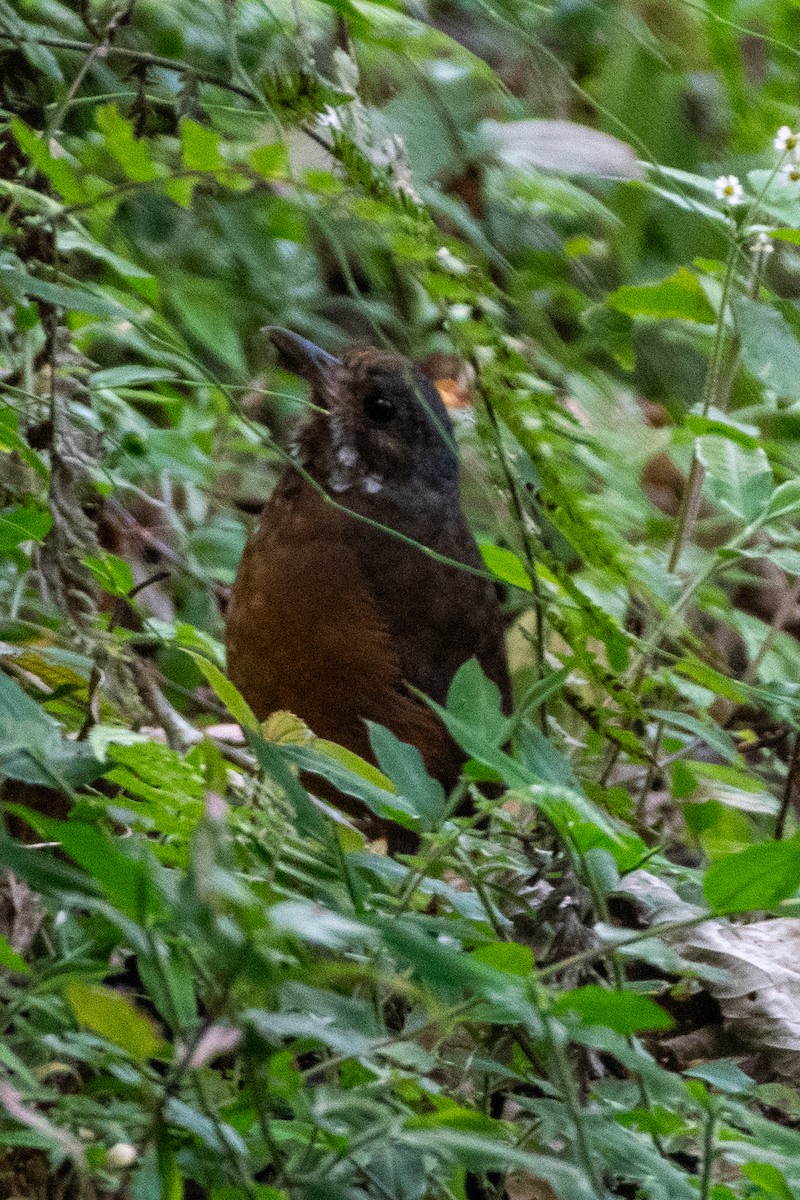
744,571 -> 800,684
130,657 -> 203,753
478,383 -> 548,732
77,570 -> 170,741
776,728 -> 800,839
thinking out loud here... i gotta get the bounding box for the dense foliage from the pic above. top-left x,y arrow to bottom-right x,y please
4,0 -> 800,1196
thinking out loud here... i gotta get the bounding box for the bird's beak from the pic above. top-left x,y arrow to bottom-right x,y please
264,328 -> 341,385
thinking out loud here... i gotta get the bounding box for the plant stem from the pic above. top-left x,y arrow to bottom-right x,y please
668,236 -> 740,575
699,1106 -> 716,1200
776,728 -> 800,839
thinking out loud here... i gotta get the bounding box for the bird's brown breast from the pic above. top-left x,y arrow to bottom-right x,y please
226,471 -> 509,799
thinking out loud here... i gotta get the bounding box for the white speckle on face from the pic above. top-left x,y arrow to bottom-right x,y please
362,474 -> 384,494
328,471 -> 351,493
337,445 -> 358,469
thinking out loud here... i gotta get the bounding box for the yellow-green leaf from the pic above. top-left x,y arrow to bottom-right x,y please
478,543 -> 532,592
66,982 -> 161,1060
182,651 -> 259,731
181,120 -> 224,172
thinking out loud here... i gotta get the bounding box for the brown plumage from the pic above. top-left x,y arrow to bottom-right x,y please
226,331 -> 511,842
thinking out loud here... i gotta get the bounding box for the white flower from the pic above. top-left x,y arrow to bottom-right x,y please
106,1143 -> 138,1169
751,231 -> 773,257
436,246 -> 471,276
317,105 -> 343,132
781,160 -> 800,185
774,125 -> 800,153
714,174 -> 744,206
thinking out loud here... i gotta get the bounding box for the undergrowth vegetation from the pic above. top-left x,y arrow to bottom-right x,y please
4,0 -> 800,1196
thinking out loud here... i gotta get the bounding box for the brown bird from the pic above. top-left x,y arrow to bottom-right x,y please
226,330 -> 511,843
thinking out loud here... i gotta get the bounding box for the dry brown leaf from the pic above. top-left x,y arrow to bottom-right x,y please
619,870 -> 800,1082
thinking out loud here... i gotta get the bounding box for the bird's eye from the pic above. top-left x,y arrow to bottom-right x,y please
362,389 -> 396,426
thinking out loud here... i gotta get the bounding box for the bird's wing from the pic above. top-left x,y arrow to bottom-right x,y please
226,478 -> 456,778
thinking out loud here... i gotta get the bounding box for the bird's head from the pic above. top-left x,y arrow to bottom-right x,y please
267,328 -> 460,505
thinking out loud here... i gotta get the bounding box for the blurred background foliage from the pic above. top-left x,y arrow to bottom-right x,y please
5,0 -> 800,1196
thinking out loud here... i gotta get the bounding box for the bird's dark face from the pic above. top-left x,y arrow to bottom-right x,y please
268,330 -> 459,506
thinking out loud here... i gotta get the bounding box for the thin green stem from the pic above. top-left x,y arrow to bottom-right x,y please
517,1024 -> 604,1194
699,1106 -> 716,1200
667,235 -> 740,576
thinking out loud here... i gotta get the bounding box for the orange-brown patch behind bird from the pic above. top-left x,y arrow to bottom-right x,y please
226,331 -> 511,845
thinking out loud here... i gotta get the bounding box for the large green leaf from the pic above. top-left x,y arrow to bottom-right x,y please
367,722 -> 447,827
607,268 -> 715,323
0,672 -> 104,788
736,296 -> 800,402
553,985 -> 673,1034
704,836 -> 800,913
695,436 -> 772,522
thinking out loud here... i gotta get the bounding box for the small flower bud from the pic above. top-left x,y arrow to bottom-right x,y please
436,247 -> 471,276
106,1142 -> 138,1170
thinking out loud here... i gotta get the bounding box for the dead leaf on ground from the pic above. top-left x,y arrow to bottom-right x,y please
617,870 -> 800,1082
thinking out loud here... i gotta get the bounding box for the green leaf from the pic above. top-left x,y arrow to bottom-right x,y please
164,1098 -> 247,1155
164,175 -> 196,208
362,720 -> 443,825
696,436 -> 773,521
607,267 -> 715,323
0,671 -> 104,788
684,408 -> 759,448
478,542 -> 532,591
760,548 -> 800,576
741,1161 -> 795,1200
446,658 -> 513,749
181,120 -> 225,172
285,741 -> 419,826
81,553 -> 135,598
736,295 -> 800,402
314,740 -> 395,792
248,142 -> 289,179
169,275 -> 245,374
685,1060 -> 753,1094
182,651 -> 258,731
13,813 -> 166,920
552,985 -> 673,1033
56,230 -> 155,282
0,934 -> 29,974
0,834 -> 99,901
66,982 -> 161,1060
95,104 -> 158,182
674,659 -> 749,705
90,366 -> 177,389
14,272 -> 133,318
650,709 -> 737,761
367,723 -> 447,826
704,836 -> 800,913
0,503 -> 52,552
472,941 -> 534,976
377,915 -> 534,1018
514,666 -> 570,722
248,732 -> 329,840
765,480 -> 800,522
11,118 -> 84,203
406,1127 -> 601,1200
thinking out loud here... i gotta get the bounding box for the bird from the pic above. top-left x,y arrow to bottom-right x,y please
226,329 -> 511,845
